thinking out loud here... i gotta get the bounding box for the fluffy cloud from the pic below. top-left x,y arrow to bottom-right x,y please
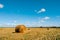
39,16 -> 50,23
43,16 -> 50,20
0,4 -> 4,8
38,8 -> 46,13
35,8 -> 46,13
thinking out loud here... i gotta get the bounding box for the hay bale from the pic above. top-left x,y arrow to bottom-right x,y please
47,28 -> 49,30
15,25 -> 26,33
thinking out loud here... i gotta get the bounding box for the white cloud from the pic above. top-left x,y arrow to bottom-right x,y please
0,4 -> 4,8
39,16 -> 50,23
43,16 -> 50,20
38,8 -> 46,13
35,8 -> 46,13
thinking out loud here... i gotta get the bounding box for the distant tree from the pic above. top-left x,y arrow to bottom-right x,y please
40,26 -> 42,28
51,26 -> 56,28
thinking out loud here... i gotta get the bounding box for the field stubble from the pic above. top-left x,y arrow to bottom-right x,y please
0,28 -> 60,40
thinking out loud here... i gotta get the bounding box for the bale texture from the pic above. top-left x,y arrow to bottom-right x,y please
15,25 -> 26,33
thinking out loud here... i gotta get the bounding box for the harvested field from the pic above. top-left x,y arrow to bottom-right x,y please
0,27 -> 60,40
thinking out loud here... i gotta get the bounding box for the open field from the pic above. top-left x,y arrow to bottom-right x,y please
0,27 -> 60,40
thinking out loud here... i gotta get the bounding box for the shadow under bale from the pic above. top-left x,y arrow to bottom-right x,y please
15,25 -> 26,33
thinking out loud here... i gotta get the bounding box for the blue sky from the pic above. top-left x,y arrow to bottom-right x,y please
0,0 -> 60,27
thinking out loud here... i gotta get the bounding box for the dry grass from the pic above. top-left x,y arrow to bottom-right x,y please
0,27 -> 60,40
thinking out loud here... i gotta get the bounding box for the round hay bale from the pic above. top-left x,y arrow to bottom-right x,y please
15,25 -> 26,33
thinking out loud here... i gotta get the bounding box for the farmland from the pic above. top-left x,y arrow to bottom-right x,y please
0,27 -> 60,40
